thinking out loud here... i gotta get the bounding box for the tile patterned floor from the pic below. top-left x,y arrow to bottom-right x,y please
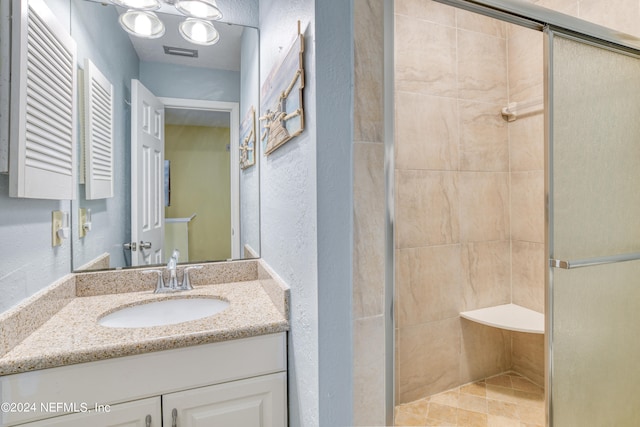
395,372 -> 545,427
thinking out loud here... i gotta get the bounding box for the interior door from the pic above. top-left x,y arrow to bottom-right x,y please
546,29 -> 640,426
131,79 -> 164,266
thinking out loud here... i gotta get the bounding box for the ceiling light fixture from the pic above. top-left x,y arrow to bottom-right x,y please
179,18 -> 220,45
119,9 -> 166,39
112,0 -> 223,45
111,0 -> 161,11
174,0 -> 223,20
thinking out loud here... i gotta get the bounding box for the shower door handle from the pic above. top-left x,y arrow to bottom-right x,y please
550,251 -> 640,269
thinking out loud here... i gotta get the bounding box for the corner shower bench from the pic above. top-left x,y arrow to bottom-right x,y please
460,303 -> 544,334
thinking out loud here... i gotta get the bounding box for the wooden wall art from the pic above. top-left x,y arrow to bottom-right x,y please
240,106 -> 256,169
259,22 -> 305,156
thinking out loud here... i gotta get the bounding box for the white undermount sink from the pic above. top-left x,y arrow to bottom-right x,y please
98,298 -> 230,328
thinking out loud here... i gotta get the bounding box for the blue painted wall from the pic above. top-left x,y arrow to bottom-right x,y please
0,0 -> 139,311
139,62 -> 240,102
240,28 -> 260,256
259,0 -> 354,425
70,0 -> 139,270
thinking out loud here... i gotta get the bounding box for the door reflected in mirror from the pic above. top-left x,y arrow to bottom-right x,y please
70,0 -> 259,271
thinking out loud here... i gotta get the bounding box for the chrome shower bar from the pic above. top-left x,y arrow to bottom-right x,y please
550,252 -> 640,269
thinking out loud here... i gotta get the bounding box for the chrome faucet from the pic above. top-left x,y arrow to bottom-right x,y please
166,250 -> 180,289
143,249 -> 203,293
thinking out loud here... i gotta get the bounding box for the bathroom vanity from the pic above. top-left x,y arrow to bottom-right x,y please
3,334 -> 286,426
0,260 -> 289,427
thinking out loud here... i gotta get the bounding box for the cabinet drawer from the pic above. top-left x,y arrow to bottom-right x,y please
17,397 -> 161,427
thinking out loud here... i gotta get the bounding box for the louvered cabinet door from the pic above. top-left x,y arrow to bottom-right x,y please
9,0 -> 77,200
84,58 -> 114,200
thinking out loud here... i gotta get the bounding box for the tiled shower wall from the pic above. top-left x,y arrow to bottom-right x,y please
353,0 -> 386,425
508,22 -> 546,386
394,1 -> 517,405
353,0 -> 640,424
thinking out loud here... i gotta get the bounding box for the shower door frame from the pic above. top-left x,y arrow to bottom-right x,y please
384,1 -> 640,425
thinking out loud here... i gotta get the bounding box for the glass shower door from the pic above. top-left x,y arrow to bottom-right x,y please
547,30 -> 640,426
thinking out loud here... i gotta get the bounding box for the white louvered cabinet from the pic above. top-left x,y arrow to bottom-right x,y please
83,58 -> 114,199
9,0 -> 77,199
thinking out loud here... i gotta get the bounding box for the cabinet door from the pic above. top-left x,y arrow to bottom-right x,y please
19,397 -> 161,427
163,372 -> 287,427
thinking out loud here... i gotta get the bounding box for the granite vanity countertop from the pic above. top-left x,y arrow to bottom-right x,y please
0,281 -> 288,376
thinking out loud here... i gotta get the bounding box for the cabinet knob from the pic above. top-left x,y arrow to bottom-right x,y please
146,414 -> 152,427
172,408 -> 178,427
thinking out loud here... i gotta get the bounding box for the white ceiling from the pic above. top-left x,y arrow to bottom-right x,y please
85,1 -> 245,71
125,10 -> 245,71
82,1 -> 241,126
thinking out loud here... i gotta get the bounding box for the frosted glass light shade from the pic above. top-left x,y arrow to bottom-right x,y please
179,18 -> 220,45
119,10 -> 165,39
110,0 -> 161,11
174,0 -> 223,20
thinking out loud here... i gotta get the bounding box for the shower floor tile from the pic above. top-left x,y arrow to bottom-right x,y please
395,372 -> 544,427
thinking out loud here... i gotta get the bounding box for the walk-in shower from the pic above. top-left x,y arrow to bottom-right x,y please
382,1 -> 640,426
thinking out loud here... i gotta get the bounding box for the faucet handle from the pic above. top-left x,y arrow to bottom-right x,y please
143,269 -> 166,293
181,265 -> 203,290
171,249 -> 180,264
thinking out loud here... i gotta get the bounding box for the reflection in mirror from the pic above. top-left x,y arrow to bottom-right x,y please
70,0 -> 259,271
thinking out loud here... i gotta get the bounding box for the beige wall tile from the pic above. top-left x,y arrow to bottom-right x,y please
354,0 -> 384,143
395,0 -> 456,26
461,241 -> 511,311
395,249 -> 410,327
396,170 -> 460,249
512,332 -> 545,387
353,2 -> 385,420
459,172 -> 510,242
510,171 -> 544,243
396,92 -> 459,171
512,241 -> 545,313
353,315 -> 386,426
579,0 -> 640,39
395,15 -> 457,97
508,30 -> 543,103
397,318 -> 461,403
533,0 -> 578,16
509,114 -> 544,172
459,100 -> 509,172
354,143 -> 386,318
460,320 -> 512,385
397,245 -> 463,327
457,30 -> 508,104
456,8 -> 506,38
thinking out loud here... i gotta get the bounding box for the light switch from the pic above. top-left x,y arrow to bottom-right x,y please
52,211 -> 69,247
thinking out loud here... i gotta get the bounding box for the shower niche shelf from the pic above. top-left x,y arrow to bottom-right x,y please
460,303 -> 544,334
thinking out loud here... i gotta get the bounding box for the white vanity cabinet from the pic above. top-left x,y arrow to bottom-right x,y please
19,373 -> 286,427
1,333 -> 287,427
163,373 -> 286,427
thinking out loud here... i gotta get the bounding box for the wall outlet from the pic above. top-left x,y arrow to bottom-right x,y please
79,208 -> 87,238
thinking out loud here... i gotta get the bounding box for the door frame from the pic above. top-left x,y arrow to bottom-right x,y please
159,97 -> 240,260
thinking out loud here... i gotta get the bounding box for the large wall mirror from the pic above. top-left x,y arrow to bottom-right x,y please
70,0 -> 260,271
